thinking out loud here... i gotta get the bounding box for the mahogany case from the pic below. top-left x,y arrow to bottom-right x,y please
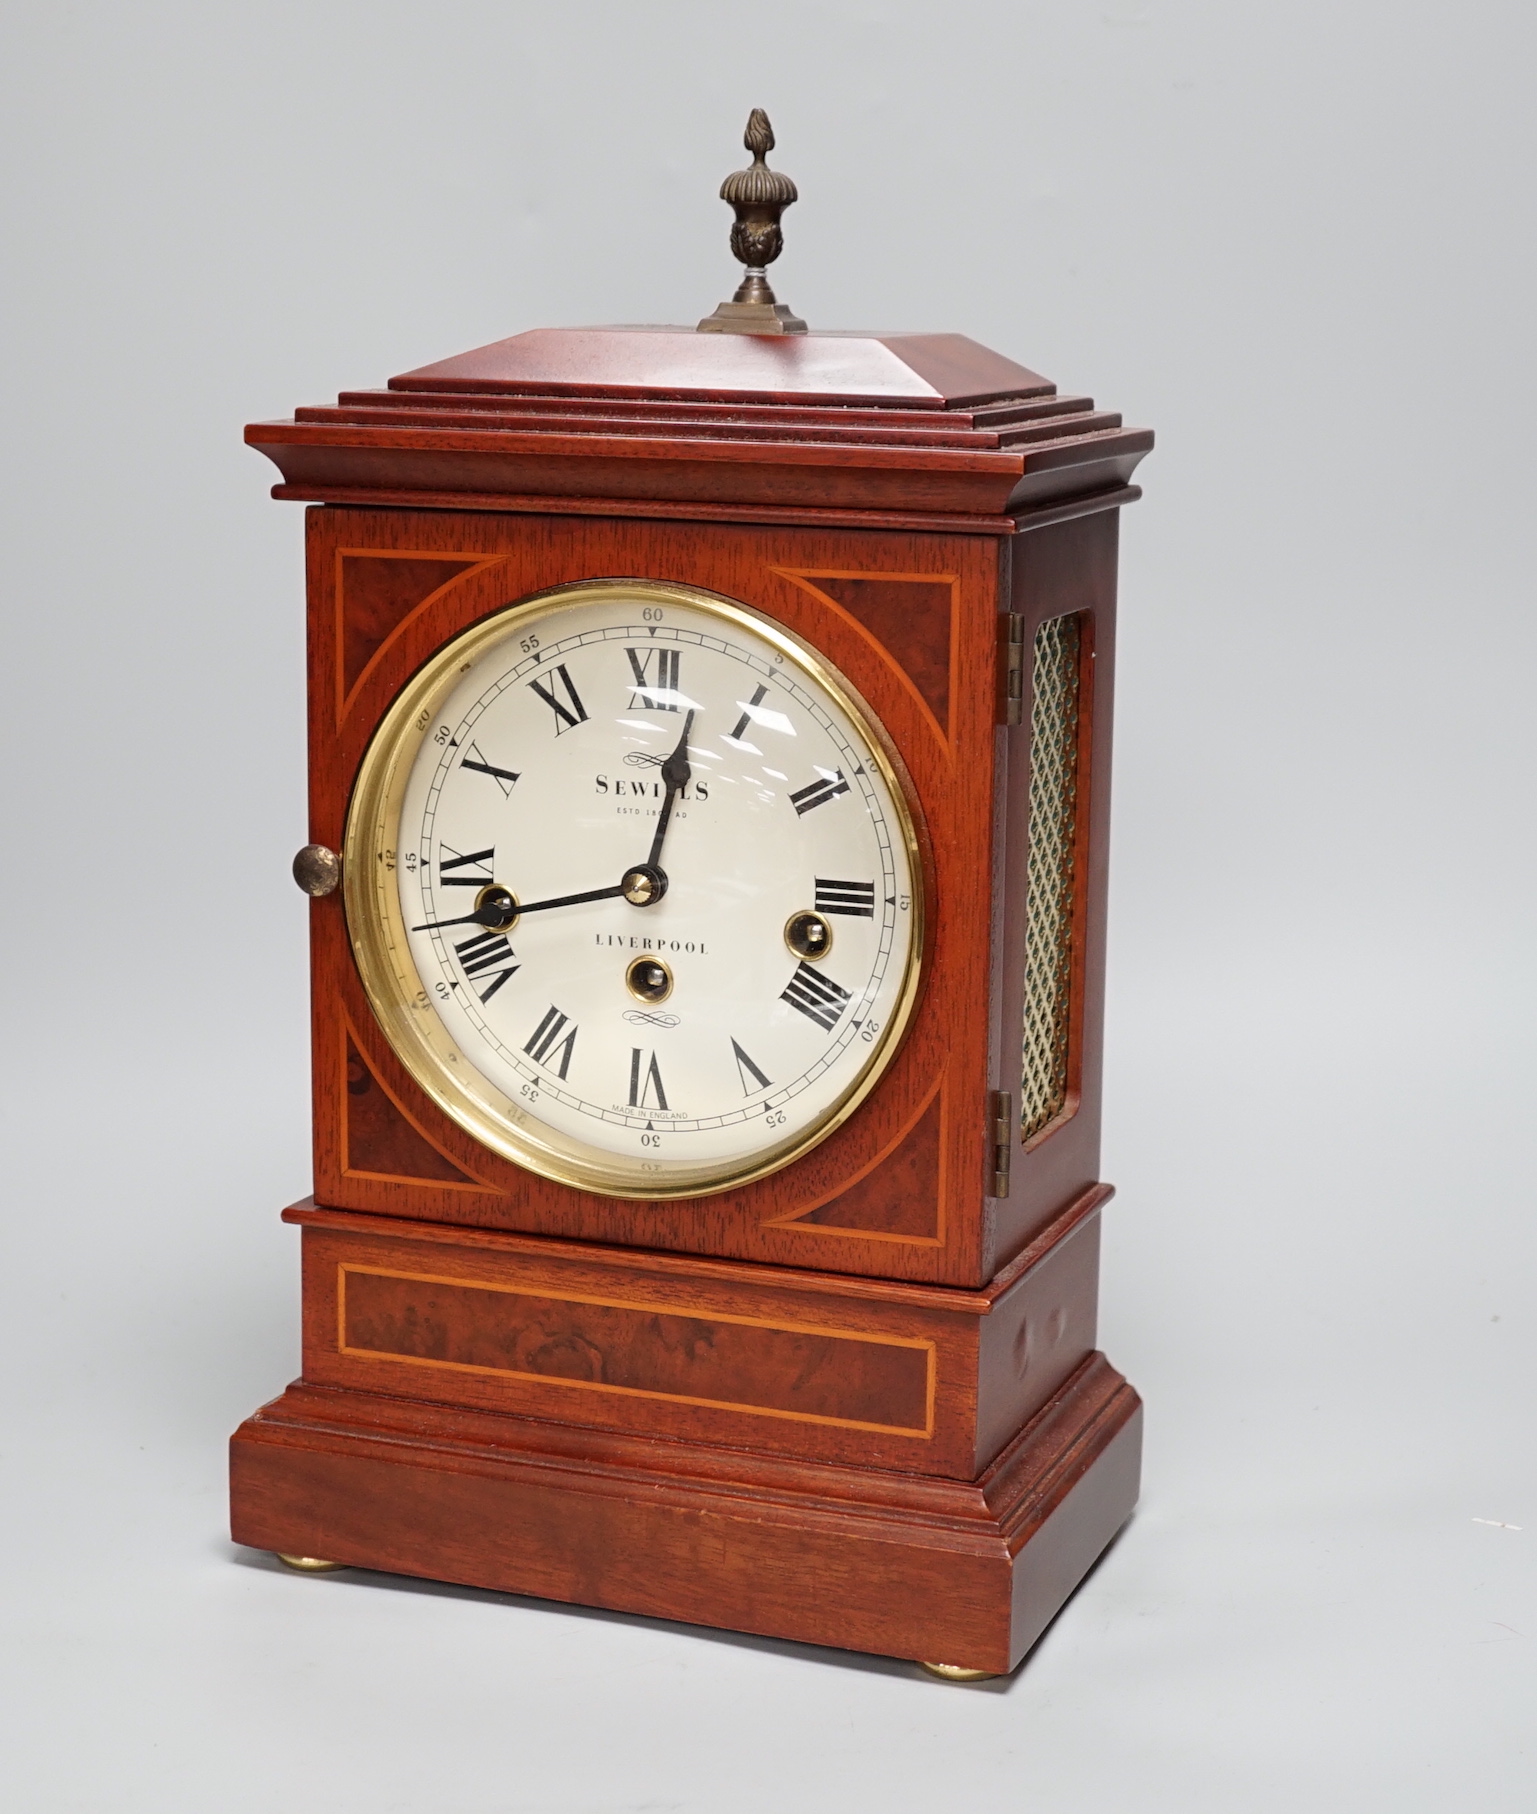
231,326 -> 1151,1673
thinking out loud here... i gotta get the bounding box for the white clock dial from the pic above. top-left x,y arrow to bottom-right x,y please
345,581 -> 923,1198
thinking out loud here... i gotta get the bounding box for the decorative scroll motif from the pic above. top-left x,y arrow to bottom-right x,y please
1020,613 -> 1084,1142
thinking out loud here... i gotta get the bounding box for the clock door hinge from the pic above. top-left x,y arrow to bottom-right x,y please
989,1089 -> 1014,1196
998,613 -> 1026,726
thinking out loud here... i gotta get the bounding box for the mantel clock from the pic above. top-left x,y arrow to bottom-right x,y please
230,113 -> 1153,1680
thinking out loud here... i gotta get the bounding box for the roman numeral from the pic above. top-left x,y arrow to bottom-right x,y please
460,742 -> 519,795
814,878 -> 875,917
730,1038 -> 772,1095
628,1048 -> 669,1111
727,683 -> 769,744
527,664 -> 588,733
788,770 -> 849,815
780,961 -> 852,1032
453,930 -> 519,1003
523,1005 -> 578,1080
625,646 -> 682,711
439,845 -> 494,888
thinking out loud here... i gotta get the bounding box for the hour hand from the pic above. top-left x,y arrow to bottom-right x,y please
660,709 -> 695,790
645,709 -> 696,871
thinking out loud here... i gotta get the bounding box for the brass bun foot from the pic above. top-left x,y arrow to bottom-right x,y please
276,1553 -> 345,1573
919,1661 -> 1002,1682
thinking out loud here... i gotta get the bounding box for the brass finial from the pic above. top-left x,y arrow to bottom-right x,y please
697,110 -> 807,335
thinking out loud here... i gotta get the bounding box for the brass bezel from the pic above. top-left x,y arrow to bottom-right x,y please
343,578 -> 926,1201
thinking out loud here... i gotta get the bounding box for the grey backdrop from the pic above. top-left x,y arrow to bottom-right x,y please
2,3 -> 1532,1809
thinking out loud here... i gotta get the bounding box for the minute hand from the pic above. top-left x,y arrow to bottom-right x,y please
645,708 -> 695,871
509,881 -> 628,917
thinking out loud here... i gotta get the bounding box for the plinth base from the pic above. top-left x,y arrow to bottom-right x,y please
231,1352 -> 1140,1675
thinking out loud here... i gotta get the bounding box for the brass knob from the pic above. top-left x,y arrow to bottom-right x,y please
292,844 -> 341,896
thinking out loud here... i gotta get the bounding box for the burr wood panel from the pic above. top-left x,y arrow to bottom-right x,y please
339,1266 -> 934,1435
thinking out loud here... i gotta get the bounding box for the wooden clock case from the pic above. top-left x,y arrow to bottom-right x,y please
230,326 -> 1152,1676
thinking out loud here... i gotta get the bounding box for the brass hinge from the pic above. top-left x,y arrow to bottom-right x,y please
989,1089 -> 1013,1196
998,614 -> 1026,726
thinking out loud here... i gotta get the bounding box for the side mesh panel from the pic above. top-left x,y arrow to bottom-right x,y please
1020,612 -> 1084,1142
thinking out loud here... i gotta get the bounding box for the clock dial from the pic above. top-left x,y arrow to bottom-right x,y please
345,581 -> 924,1199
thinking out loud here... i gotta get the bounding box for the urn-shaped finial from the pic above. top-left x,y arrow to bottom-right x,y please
698,110 -> 807,335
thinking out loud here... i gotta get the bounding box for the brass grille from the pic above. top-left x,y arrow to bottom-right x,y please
1020,612 -> 1083,1142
